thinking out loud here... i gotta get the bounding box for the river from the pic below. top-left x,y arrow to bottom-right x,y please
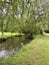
0,35 -> 31,58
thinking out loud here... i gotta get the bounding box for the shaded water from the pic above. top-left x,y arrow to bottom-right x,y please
0,36 -> 31,58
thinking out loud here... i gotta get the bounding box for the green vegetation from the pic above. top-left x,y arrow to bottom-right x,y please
0,32 -> 24,39
0,0 -> 49,65
0,0 -> 49,37
0,35 -> 49,65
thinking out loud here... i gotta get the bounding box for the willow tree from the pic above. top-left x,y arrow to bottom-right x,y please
0,0 -> 49,36
0,0 -> 19,34
0,0 -> 6,35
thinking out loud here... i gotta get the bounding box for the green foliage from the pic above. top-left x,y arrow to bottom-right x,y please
0,0 -> 49,36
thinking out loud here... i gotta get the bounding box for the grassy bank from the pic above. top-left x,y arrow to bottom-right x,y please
0,32 -> 24,39
0,35 -> 49,65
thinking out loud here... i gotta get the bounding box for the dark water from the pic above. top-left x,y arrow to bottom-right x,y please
0,36 -> 31,58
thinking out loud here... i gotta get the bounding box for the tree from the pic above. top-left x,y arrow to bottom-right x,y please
0,0 -> 49,36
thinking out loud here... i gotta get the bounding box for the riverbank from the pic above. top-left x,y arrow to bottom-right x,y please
0,32 -> 25,39
0,35 -> 49,65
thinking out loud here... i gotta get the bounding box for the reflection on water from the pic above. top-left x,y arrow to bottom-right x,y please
0,36 -> 31,58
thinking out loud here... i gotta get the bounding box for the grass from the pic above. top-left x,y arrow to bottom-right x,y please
0,35 -> 49,65
0,32 -> 24,39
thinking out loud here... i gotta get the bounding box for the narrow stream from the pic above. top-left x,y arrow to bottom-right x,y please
0,36 -> 31,58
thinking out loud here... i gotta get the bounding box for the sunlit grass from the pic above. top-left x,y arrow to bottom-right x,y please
0,32 -> 24,38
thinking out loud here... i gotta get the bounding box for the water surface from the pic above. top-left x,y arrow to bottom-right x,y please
0,36 -> 31,58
